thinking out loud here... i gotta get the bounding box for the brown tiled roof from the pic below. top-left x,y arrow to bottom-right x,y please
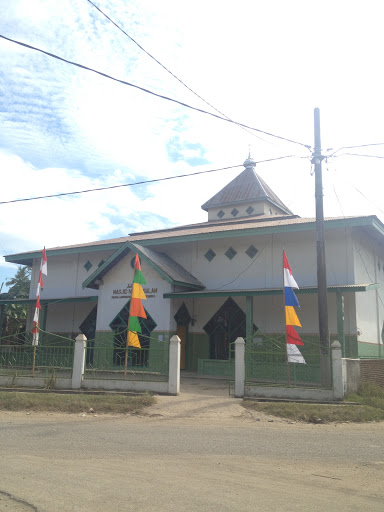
201,167 -> 292,214
5,214 -> 379,262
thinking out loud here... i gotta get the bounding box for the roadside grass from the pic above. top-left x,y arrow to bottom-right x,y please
242,383 -> 384,423
0,391 -> 155,414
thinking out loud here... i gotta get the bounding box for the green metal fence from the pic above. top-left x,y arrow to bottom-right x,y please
84,332 -> 169,382
0,330 -> 74,378
244,333 -> 330,388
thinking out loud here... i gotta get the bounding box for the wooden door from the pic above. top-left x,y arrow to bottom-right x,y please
177,324 -> 187,370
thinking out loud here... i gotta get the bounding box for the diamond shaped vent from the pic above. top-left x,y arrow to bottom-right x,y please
204,249 -> 216,262
245,245 -> 258,259
246,206 -> 254,215
84,260 -> 92,272
217,210 -> 225,218
225,247 -> 237,260
231,208 -> 239,217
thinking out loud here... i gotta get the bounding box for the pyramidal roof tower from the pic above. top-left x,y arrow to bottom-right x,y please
201,154 -> 293,221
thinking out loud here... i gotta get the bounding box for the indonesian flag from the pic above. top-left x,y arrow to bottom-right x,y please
284,251 -> 306,364
33,248 -> 47,347
40,247 -> 47,275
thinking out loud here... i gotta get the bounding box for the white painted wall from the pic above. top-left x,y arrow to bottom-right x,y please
24,223 -> 378,342
159,227 -> 355,291
45,301 -> 96,335
30,249 -> 115,300
353,229 -> 384,344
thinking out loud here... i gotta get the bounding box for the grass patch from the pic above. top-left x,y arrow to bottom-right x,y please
242,383 -> 384,423
0,391 -> 156,414
347,382 -> 384,410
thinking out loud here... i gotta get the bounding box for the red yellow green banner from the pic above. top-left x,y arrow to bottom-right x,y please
127,254 -> 147,348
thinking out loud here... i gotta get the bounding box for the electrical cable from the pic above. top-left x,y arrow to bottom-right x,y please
326,143 -> 384,157
0,34 -> 312,150
0,155 -> 300,205
86,0 -> 270,143
336,153 -> 384,159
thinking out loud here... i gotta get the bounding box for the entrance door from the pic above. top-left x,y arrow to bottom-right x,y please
177,324 -> 187,370
203,297 -> 257,360
174,303 -> 192,370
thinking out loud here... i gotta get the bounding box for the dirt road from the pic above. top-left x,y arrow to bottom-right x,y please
0,378 -> 383,512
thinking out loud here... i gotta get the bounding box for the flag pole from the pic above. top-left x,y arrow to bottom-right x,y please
124,322 -> 130,379
32,248 -> 47,377
282,249 -> 291,386
125,253 -> 147,378
32,331 -> 37,376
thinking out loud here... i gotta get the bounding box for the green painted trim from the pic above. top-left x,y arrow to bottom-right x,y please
172,281 -> 204,290
246,296 -> 254,340
5,243 -> 124,267
164,284 -> 378,299
6,216 -> 383,268
0,305 -> 5,339
126,242 -> 204,290
83,240 -> 204,291
82,243 -> 132,289
133,216 -> 380,247
40,304 -> 48,331
0,296 -> 98,305
336,292 -> 345,356
371,217 -> 384,238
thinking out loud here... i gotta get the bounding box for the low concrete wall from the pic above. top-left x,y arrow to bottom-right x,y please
342,359 -> 361,395
244,386 -> 334,401
82,379 -> 169,393
0,376 -> 72,389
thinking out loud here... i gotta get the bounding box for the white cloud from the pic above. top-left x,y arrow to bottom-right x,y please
1,0 -> 384,290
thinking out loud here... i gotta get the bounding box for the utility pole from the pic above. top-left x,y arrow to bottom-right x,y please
313,108 -> 331,386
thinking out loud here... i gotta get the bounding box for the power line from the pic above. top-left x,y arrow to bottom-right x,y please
0,156 -> 300,206
86,0 -> 269,143
326,142 -> 384,157
350,186 -> 384,217
327,160 -> 384,217
0,34 -> 311,150
336,152 -> 384,159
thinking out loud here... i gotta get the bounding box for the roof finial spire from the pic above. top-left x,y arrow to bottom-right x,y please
243,147 -> 256,170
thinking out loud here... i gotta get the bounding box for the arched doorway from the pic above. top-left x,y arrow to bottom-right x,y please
203,297 -> 257,360
109,301 -> 157,368
79,305 -> 97,364
174,303 -> 192,370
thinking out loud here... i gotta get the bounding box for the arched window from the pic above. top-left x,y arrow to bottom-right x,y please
109,301 -> 157,367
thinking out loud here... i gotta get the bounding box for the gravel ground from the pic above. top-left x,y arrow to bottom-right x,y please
0,377 -> 383,512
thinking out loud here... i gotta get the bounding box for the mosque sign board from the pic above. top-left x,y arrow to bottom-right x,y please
111,284 -> 158,299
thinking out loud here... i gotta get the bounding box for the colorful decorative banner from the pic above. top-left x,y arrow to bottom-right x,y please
283,251 -> 305,364
32,248 -> 47,346
127,254 -> 147,348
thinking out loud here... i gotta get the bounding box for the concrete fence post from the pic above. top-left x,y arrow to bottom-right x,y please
168,335 -> 181,395
72,334 -> 87,390
331,340 -> 343,400
234,337 -> 245,398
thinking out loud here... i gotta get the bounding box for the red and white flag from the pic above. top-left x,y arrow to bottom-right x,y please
32,248 -> 47,346
40,247 -> 47,276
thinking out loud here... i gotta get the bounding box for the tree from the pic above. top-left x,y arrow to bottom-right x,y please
6,266 -> 31,299
1,266 -> 31,339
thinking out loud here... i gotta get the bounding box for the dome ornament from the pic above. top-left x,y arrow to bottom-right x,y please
243,148 -> 256,169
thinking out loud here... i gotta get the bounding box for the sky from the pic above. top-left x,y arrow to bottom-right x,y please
1,0 -> 384,290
